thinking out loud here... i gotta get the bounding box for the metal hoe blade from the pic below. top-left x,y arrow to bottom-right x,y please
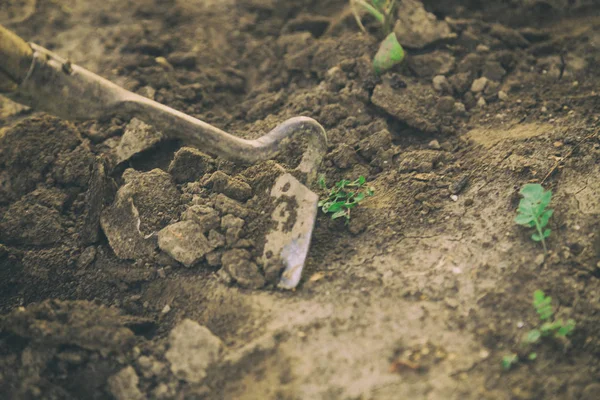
263,174 -> 319,290
0,32 -> 326,290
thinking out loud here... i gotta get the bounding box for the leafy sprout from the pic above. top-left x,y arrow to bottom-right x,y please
503,290 -> 575,370
515,184 -> 553,253
349,0 -> 405,74
317,175 -> 374,224
524,290 -> 576,344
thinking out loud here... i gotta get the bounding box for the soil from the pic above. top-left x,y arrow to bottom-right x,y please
1,0 -> 600,399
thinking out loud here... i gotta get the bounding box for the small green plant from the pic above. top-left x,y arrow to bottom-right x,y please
317,175 -> 374,223
515,183 -> 553,252
523,290 -> 576,344
502,290 -> 575,370
350,0 -> 405,74
501,353 -> 519,371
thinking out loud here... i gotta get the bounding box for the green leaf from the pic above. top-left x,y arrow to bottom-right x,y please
373,32 -> 405,75
528,352 -> 537,361
538,190 -> 552,210
524,329 -> 541,344
502,354 -> 518,370
326,202 -> 346,213
531,233 -> 542,241
515,214 -> 534,225
543,228 -> 551,239
539,209 -> 553,228
358,176 -> 366,185
331,210 -> 348,220
519,184 -> 544,199
318,175 -> 327,189
556,319 -> 576,337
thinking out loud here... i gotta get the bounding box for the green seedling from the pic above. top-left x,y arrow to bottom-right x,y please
318,175 -> 374,224
523,290 -> 576,344
502,353 -> 519,370
515,184 -> 553,252
350,0 -> 405,74
503,290 -> 575,370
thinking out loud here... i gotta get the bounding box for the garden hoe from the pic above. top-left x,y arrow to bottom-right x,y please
0,24 -> 326,289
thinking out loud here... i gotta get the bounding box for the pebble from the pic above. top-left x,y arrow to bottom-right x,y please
432,75 -> 451,93
157,221 -> 212,267
165,319 -> 223,384
477,97 -> 487,107
428,140 -> 441,150
471,77 -> 488,93
107,366 -> 144,400
498,90 -> 508,101
534,253 -> 545,266
450,195 -> 458,202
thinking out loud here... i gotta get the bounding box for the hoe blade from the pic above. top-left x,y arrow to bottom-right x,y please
263,173 -> 319,290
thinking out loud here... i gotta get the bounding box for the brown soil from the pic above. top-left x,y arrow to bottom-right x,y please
2,0 -> 600,399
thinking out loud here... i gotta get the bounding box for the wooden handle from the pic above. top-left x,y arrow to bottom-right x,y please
0,24 -> 33,90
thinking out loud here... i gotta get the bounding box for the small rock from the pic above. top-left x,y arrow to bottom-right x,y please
112,118 -> 163,166
471,77 -> 488,93
214,194 -> 248,218
476,44 -> 490,53
206,250 -> 223,267
448,72 -> 472,95
490,23 -> 529,48
482,61 -> 506,82
168,147 -> 214,183
77,246 -> 97,268
453,102 -> 467,116
394,0 -> 455,49
158,221 -> 212,267
182,205 -> 220,233
498,91 -> 508,101
357,130 -> 393,161
167,52 -> 197,69
136,355 -> 166,379
476,97 -> 487,108
221,214 -> 245,230
450,195 -> 458,202
407,51 -> 455,77
432,75 -> 451,93
208,229 -> 226,249
165,319 -> 223,384
437,96 -> 456,113
449,175 -> 469,195
204,171 -> 253,202
222,249 -> 265,289
107,366 -> 144,400
330,144 -> 361,169
162,304 -> 171,314
534,253 -> 545,266
428,140 -> 441,150
398,150 -> 442,173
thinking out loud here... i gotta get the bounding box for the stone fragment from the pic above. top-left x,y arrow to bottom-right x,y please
371,83 -> 439,134
222,249 -> 265,289
407,51 -> 455,77
357,130 -> 393,160
436,96 -> 456,113
168,147 -> 214,183
158,221 -> 212,267
490,23 -> 529,48
100,169 -> 179,259
182,205 -> 220,233
112,118 -> 163,166
471,77 -> 488,93
482,61 -> 506,82
214,194 -> 248,218
107,366 -> 144,400
330,144 -> 361,169
394,0 -> 455,49
204,171 -> 252,202
432,75 -> 451,93
166,319 -> 223,384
